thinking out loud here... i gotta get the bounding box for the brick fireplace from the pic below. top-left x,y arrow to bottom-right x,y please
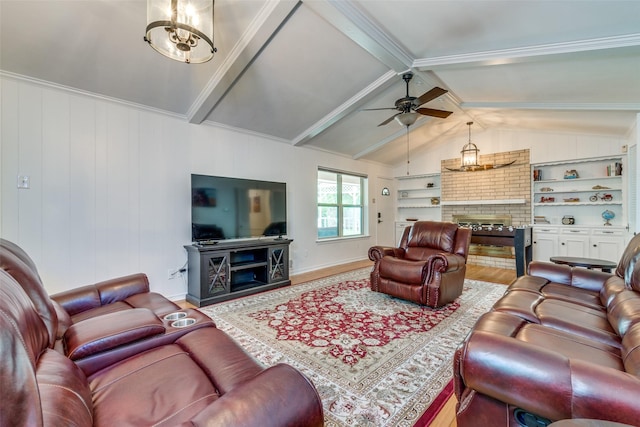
441,149 -> 531,269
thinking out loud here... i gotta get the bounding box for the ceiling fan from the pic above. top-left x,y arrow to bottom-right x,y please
364,72 -> 453,127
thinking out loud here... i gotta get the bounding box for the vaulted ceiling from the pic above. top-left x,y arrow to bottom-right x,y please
2,0 -> 639,166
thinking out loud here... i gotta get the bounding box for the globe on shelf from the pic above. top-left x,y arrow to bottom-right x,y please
602,210 -> 615,226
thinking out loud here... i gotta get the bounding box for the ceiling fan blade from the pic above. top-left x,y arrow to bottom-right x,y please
378,113 -> 400,126
361,107 -> 398,111
415,87 -> 448,106
416,107 -> 453,119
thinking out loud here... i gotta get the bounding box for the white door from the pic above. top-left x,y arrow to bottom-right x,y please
375,177 -> 395,246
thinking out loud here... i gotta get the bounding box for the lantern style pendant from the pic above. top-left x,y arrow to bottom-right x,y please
460,121 -> 479,170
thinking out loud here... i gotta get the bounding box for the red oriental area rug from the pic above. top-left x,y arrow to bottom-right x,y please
201,268 -> 505,426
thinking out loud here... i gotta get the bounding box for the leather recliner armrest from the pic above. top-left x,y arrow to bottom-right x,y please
64,308 -> 165,360
184,364 -> 324,427
368,245 -> 404,261
52,273 -> 150,316
461,331 -> 640,424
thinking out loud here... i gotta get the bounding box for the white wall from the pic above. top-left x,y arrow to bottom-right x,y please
1,76 -> 393,299
393,127 -> 628,178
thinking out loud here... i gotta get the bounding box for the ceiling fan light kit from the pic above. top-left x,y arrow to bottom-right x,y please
394,112 -> 420,127
364,72 -> 453,127
145,0 -> 216,64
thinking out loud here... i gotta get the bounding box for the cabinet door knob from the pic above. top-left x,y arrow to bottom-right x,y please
561,243 -> 565,245
593,244 -> 597,247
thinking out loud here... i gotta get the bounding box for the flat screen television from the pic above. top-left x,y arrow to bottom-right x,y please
191,174 -> 287,243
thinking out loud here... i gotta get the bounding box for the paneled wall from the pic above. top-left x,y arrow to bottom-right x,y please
1,75 -> 393,298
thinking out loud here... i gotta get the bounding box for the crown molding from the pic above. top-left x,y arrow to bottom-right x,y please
0,70 -> 186,121
414,33 -> 640,70
461,101 -> 640,111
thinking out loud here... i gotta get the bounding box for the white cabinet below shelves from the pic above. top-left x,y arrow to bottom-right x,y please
533,226 -> 626,263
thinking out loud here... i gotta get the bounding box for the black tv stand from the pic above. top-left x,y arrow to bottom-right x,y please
184,238 -> 292,307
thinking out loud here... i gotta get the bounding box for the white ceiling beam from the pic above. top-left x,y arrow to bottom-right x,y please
298,1 -> 469,153
291,0 -> 416,147
292,70 -> 398,146
187,0 -> 300,124
304,0 -> 413,73
413,33 -> 640,70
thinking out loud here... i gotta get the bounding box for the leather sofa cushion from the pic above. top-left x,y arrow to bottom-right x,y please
516,323 -> 623,370
69,301 -> 133,323
37,349 -> 93,427
615,233 -> 640,279
622,322 -> 640,375
379,257 -> 426,285
607,290 -> 640,337
0,271 -> 50,426
0,248 -> 58,346
494,291 -> 621,348
68,293 -> 178,324
90,344 -> 220,426
64,308 -> 165,360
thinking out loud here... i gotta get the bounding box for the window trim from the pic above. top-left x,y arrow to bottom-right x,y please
317,168 -> 367,240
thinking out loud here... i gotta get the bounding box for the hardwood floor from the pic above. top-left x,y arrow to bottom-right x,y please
180,261 -> 515,427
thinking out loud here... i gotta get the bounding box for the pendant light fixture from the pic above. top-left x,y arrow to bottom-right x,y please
460,121 -> 479,170
145,0 -> 216,64
445,121 -> 516,172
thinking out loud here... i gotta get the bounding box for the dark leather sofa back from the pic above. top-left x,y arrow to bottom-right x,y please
0,242 -> 58,347
0,269 -> 94,427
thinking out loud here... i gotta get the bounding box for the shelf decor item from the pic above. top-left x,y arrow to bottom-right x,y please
563,170 -> 579,179
602,210 -> 615,226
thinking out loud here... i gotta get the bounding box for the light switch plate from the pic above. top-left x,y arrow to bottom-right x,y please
17,175 -> 30,189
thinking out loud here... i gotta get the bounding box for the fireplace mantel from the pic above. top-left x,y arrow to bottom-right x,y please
441,199 -> 526,206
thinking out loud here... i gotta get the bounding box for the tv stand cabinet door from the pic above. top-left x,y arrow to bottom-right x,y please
268,244 -> 289,283
199,250 -> 231,299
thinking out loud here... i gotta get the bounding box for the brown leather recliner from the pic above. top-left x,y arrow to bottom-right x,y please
368,221 -> 472,307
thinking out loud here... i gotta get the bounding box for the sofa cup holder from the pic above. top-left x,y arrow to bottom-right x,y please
163,312 -> 188,321
171,317 -> 196,328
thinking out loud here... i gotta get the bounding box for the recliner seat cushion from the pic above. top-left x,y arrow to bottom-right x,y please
90,344 -> 220,427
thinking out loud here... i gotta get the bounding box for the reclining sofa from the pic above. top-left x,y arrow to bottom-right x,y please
454,233 -> 640,426
0,238 -> 324,427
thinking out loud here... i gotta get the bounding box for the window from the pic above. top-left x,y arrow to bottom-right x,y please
317,169 -> 366,239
